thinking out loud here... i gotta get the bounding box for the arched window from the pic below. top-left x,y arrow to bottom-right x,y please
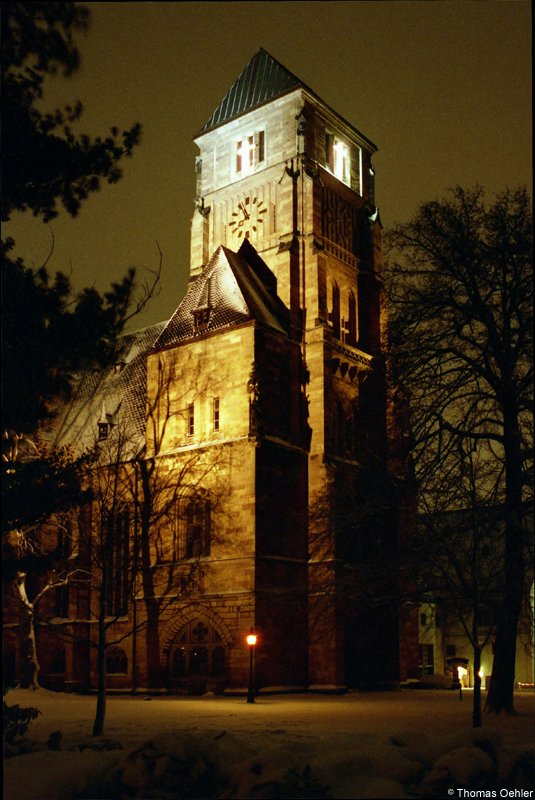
183,494 -> 211,559
346,290 -> 358,346
328,281 -> 340,339
106,646 -> 128,675
104,507 -> 130,616
170,619 -> 226,681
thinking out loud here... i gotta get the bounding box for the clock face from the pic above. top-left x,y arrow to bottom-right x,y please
228,196 -> 267,239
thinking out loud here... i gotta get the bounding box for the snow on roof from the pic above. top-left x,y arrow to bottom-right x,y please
154,241 -> 289,351
52,321 -> 167,458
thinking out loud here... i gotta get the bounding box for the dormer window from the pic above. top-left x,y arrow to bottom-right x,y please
98,422 -> 109,441
192,306 -> 212,333
325,133 -> 351,187
235,130 -> 265,176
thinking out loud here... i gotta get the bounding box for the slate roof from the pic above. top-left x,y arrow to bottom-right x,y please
199,48 -> 305,134
52,321 -> 166,459
154,240 -> 289,350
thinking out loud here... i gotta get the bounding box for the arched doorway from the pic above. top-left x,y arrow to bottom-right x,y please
167,618 -> 226,694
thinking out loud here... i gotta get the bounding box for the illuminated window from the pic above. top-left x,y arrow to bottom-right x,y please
212,397 -> 220,431
235,130 -> 265,176
187,403 -> 195,436
325,133 -> 351,187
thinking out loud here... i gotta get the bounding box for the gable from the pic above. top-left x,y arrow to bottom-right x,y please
154,241 -> 289,350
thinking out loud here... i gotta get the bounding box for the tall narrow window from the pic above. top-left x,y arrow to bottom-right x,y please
346,291 -> 357,346
104,507 -> 130,617
333,139 -> 350,185
328,281 -> 341,339
212,397 -> 220,432
325,133 -> 351,187
184,495 -> 211,558
187,403 -> 195,436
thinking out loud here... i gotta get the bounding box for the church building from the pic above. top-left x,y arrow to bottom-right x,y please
5,50 -> 419,694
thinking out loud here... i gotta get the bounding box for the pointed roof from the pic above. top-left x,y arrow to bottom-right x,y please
154,240 -> 289,350
199,48 -> 305,134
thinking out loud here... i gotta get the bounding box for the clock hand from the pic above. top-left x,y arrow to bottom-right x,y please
239,202 -> 250,220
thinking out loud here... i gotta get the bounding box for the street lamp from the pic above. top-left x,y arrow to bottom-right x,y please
246,627 -> 257,703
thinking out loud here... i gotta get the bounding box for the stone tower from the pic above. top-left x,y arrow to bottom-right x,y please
184,49 -> 413,689
13,49 -> 418,695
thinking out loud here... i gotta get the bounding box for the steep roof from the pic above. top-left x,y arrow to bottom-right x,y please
154,240 -> 289,350
199,48 -> 305,134
52,322 -> 166,458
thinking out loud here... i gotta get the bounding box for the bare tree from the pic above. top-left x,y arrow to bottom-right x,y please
34,350 -> 230,736
385,186 -> 533,714
416,440 -> 517,727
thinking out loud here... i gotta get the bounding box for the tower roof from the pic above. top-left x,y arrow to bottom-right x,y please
199,48 -> 305,134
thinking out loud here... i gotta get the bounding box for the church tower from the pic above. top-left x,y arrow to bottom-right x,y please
24,49 -> 417,696
187,49 -> 413,689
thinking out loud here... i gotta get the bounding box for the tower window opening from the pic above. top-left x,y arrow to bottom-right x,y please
325,133 -> 351,187
235,130 -> 265,176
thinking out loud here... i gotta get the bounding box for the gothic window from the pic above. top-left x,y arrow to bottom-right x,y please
170,619 -> 226,680
345,291 -> 358,346
184,495 -> 211,559
235,130 -> 265,176
328,281 -> 341,339
106,646 -> 128,675
104,507 -> 130,617
54,584 -> 69,618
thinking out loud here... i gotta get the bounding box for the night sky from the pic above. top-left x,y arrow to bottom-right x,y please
4,1 -> 532,330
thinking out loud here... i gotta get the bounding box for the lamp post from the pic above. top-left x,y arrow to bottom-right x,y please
246,627 -> 257,703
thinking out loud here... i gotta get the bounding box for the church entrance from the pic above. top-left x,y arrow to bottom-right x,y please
167,618 -> 226,695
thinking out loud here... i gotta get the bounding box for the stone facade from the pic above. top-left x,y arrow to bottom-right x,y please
4,50 -> 419,695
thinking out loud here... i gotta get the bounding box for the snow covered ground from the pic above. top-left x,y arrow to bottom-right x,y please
4,687 -> 534,799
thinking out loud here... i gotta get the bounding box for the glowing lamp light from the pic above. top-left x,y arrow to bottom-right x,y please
246,627 -> 257,704
478,669 -> 484,678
